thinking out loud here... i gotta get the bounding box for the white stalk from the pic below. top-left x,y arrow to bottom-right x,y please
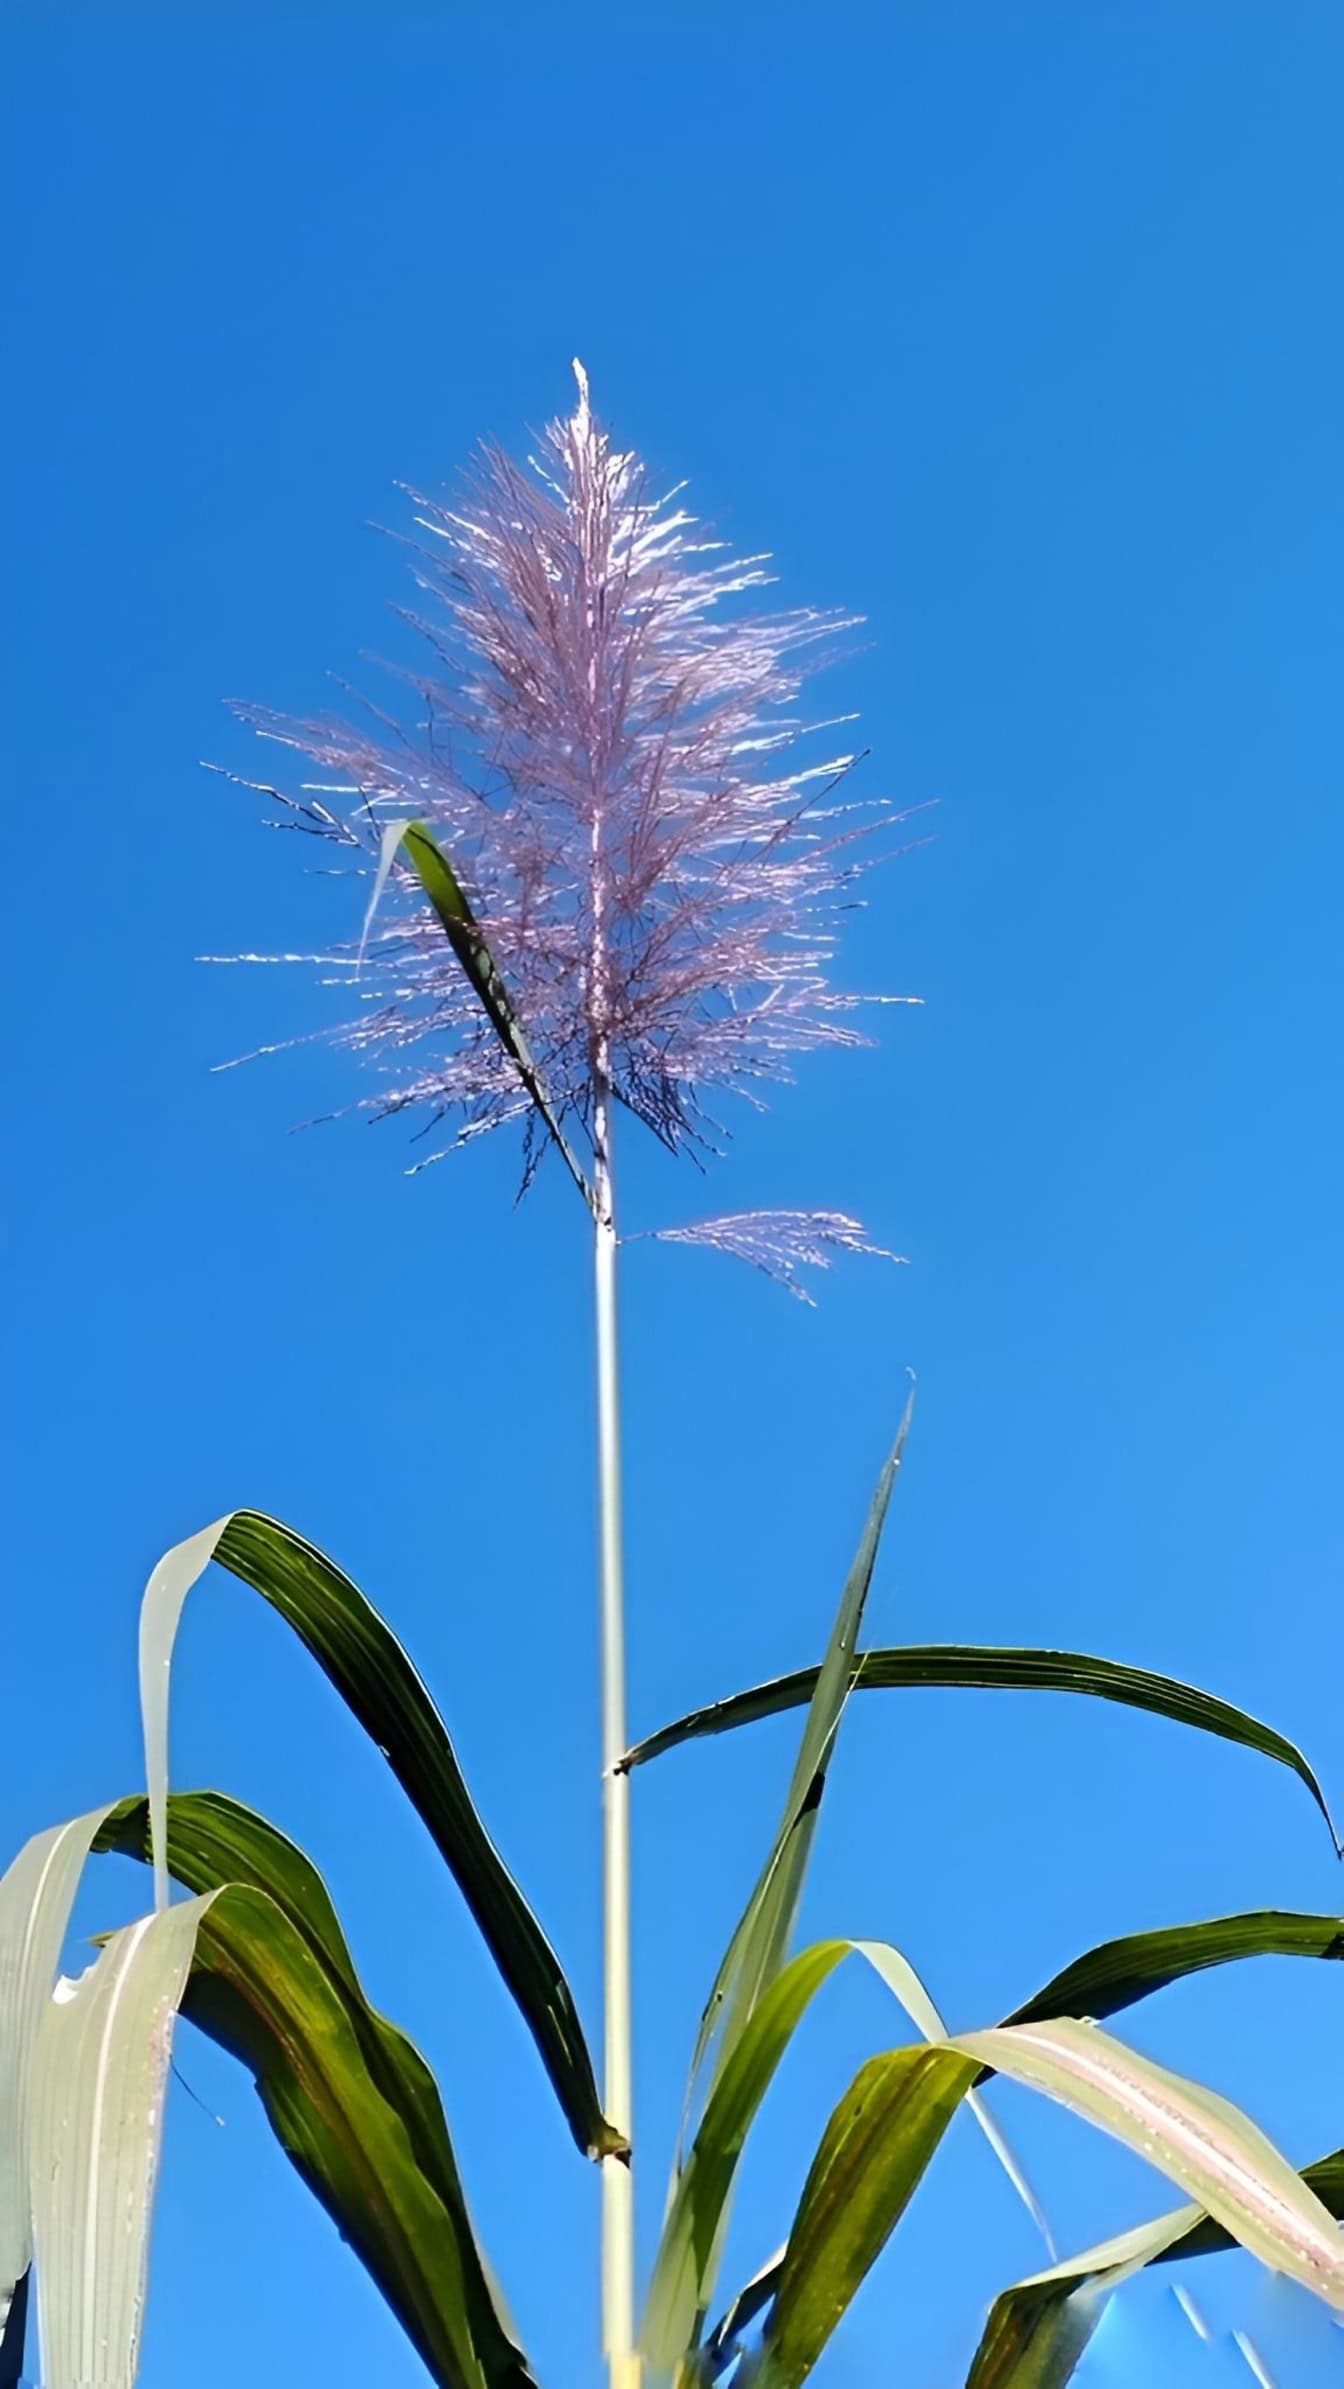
593,1061 -> 639,2389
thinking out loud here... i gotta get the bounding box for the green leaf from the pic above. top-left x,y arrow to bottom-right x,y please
96,1796 -> 537,2389
29,1896 -> 206,2389
1005,1907 -> 1344,2032
678,1403 -> 914,2144
622,1644 -> 1340,1852
395,818 -> 596,1213
94,1796 -> 534,2389
965,2147 -> 1344,2389
644,1933 -> 1048,2374
756,2045 -> 980,2389
951,2017 -> 1344,2310
137,1508 -> 618,2161
754,2017 -> 1344,2388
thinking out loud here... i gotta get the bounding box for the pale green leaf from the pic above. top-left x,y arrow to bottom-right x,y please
29,1896 -> 207,2389
951,2018 -> 1344,2312
0,1807 -> 114,2327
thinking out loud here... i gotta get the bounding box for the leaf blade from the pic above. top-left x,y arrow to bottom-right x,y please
138,1508 -> 617,2160
622,1644 -> 1339,1850
94,1790 -> 536,2388
0,1806 -> 113,2327
1006,1908 -> 1344,2032
29,1897 -> 206,2389
965,2149 -> 1344,2389
952,2017 -> 1344,2312
397,818 -> 596,1211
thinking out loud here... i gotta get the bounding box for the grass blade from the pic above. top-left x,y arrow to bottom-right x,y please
679,1402 -> 914,2142
395,819 -> 596,1212
29,1897 -> 206,2389
622,1645 -> 1339,1851
742,2015 -> 1344,2387
951,2018 -> 1344,2311
95,1790 -> 536,2388
643,1933 -> 1050,2373
1004,1908 -> 1344,2031
138,1508 -> 618,2160
756,2044 -> 981,2389
965,2148 -> 1344,2388
0,1807 -> 113,2330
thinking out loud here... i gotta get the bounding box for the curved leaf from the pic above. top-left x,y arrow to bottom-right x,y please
29,1898 -> 206,2389
756,2044 -> 980,2389
94,1790 -> 535,2388
622,1645 -> 1340,1852
161,1874 -> 530,2389
138,1508 -> 617,2160
752,2019 -> 1344,2388
0,1807 -> 113,2336
953,2018 -> 1344,2308
643,1934 -> 1050,2373
965,2148 -> 1344,2389
1005,1908 -> 1344,2032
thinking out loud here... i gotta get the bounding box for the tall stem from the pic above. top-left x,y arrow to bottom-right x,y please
593,1064 -> 639,2389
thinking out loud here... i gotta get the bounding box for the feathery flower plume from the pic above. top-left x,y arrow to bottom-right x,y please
649,1211 -> 905,1303
213,364 -> 914,1233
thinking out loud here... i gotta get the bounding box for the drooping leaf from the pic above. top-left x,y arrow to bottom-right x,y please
752,2020 -> 1344,2388
0,1806 -> 114,2334
643,1933 -> 1049,2374
951,2018 -> 1344,2310
622,1644 -> 1339,1851
29,1896 -> 206,2389
1005,1908 -> 1344,2033
678,1402 -> 914,2148
137,1508 -> 618,2160
395,817 -> 597,1212
964,2147 -> 1344,2389
94,1791 -> 535,2388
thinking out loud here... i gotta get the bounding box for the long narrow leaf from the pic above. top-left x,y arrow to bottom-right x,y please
182,1880 -> 527,2388
622,1646 -> 1339,1851
29,1896 -> 207,2389
951,2018 -> 1344,2310
395,818 -> 596,1212
95,1790 -> 535,2388
643,1935 -> 1050,2373
756,2045 -> 981,2389
965,2148 -> 1344,2389
0,1806 -> 113,2333
680,1403 -> 913,2142
753,2020 -> 1344,2388
1005,1908 -> 1344,2032
137,1509 -> 618,2159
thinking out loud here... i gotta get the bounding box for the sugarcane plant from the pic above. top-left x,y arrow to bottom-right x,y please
4,370 -> 1342,2389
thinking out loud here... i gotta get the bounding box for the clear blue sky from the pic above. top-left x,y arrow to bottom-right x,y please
3,5 -> 1342,2384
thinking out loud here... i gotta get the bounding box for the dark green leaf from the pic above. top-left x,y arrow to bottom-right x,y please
208,1510 -> 619,2160
397,820 -> 595,1213
682,1406 -> 914,2126
96,1792 -> 536,2389
1006,1908 -> 1344,2032
623,1645 -> 1339,1852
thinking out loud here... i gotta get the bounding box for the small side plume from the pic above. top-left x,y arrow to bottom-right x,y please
649,1210 -> 904,1303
